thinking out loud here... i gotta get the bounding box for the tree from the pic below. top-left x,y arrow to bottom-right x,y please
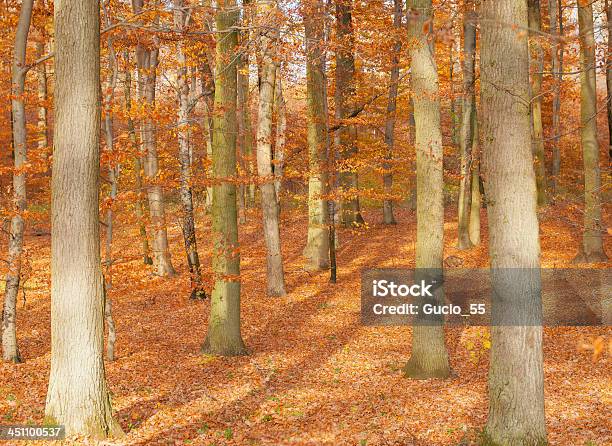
335,0 -> 364,226
549,0 -> 563,194
403,0 -> 451,380
606,0 -> 612,163
175,0 -> 206,299
255,0 -> 286,297
382,0 -> 402,226
302,0 -> 330,271
45,0 -> 122,437
456,0 -> 477,250
274,67 -> 287,202
528,0 -> 547,206
481,0 -> 547,443
2,0 -> 34,364
573,0 -> 608,263
133,0 -> 176,276
202,0 -> 247,356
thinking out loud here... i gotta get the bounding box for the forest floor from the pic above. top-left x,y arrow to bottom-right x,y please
0,204 -> 610,445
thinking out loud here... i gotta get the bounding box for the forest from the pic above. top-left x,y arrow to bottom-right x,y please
0,0 -> 610,444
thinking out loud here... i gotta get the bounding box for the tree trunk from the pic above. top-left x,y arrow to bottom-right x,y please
468,111 -> 481,246
124,51 -> 153,265
335,0 -> 364,227
528,0 -> 547,206
101,2 -> 119,362
382,0 -> 402,226
549,0 -> 562,194
302,0 -> 330,271
45,0 -> 122,437
133,0 -> 176,276
255,0 -> 286,297
175,0 -> 205,299
274,67 -> 286,203
481,1 -> 547,443
2,0 -> 33,364
607,0 -> 612,164
403,0 -> 451,380
36,41 -> 49,160
574,1 -> 608,263
457,0 -> 477,250
202,0 -> 247,356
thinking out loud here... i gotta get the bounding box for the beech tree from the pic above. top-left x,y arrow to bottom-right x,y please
549,0 -> 563,194
481,0 -> 547,442
573,0 -> 609,263
255,0 -> 286,297
302,0 -> 330,271
202,0 -> 247,356
45,0 -> 122,436
403,0 -> 451,380
2,0 -> 33,364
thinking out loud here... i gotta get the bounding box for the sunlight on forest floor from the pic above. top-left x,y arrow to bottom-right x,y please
0,206 -> 610,445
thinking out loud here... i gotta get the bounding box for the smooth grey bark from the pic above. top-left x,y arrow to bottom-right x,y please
468,111 -> 481,246
2,0 -> 33,364
255,0 -> 286,297
481,1 -> 547,444
175,0 -> 205,299
403,0 -> 451,380
382,0 -> 402,225
335,0 -> 363,226
45,0 -> 122,437
202,0 -> 247,356
574,1 -> 608,263
549,0 -> 562,194
101,1 -> 119,362
133,0 -> 176,276
36,41 -> 48,158
457,0 -> 477,250
528,0 -> 547,206
302,0 -> 330,271
124,51 -> 153,265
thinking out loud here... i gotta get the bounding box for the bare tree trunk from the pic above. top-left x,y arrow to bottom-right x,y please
45,0 -> 122,437
255,0 -> 286,297
382,0 -> 402,225
549,0 -> 562,194
175,0 -> 205,299
468,111 -> 481,246
35,41 -> 49,160
403,0 -> 451,380
607,0 -> 612,164
528,0 -> 547,206
574,1 -> 608,263
202,0 -> 247,356
335,0 -> 363,226
101,2 -> 119,362
133,0 -> 176,276
2,0 -> 33,364
274,67 -> 286,203
481,1 -> 547,443
124,51 -> 153,265
457,0 -> 477,250
302,0 -> 330,271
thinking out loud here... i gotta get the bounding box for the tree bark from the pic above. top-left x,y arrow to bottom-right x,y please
45,0 -> 122,437
274,67 -> 286,203
302,0 -> 330,271
175,0 -> 205,299
574,1 -> 608,262
481,1 -> 547,443
124,51 -> 153,265
2,0 -> 33,364
607,0 -> 612,164
202,0 -> 247,356
468,110 -> 481,246
403,0 -> 451,380
255,0 -> 286,297
456,0 -> 477,250
549,0 -> 562,194
335,0 -> 363,226
382,0 -> 402,225
133,0 -> 176,276
528,0 -> 547,206
35,41 -> 49,159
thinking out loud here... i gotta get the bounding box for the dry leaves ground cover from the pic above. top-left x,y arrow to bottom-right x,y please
0,206 -> 610,445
